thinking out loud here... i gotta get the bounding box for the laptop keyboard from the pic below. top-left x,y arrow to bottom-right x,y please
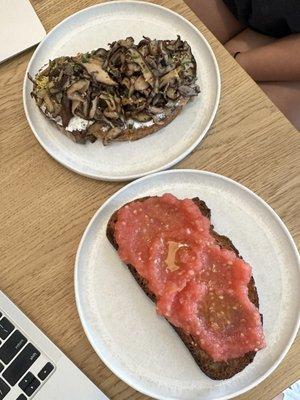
0,311 -> 54,399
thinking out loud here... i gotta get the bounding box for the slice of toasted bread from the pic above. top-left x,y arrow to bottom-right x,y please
106,196 -> 261,380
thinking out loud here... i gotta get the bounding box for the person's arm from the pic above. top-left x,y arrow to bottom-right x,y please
184,0 -> 243,44
236,34 -> 300,81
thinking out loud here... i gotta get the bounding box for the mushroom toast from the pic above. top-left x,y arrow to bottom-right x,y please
29,36 -> 200,145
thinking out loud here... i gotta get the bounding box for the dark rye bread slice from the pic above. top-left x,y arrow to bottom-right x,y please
106,196 -> 261,380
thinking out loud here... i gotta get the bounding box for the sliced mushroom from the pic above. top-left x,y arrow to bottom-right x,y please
64,62 -> 75,76
149,39 -> 159,56
100,116 -> 115,129
157,62 -> 175,76
103,110 -> 119,119
117,37 -> 134,48
139,45 -> 149,57
128,77 -> 136,97
99,93 -> 116,111
81,58 -> 117,86
82,99 -> 89,117
109,48 -> 126,67
145,56 -> 158,71
43,93 -> 55,113
152,93 -> 165,107
164,35 -> 182,51
131,97 -> 147,112
160,67 -> 181,87
138,37 -> 151,47
178,85 -> 200,97
66,80 -> 90,115
71,99 -> 81,115
121,77 -> 131,90
67,80 -> 89,101
131,113 -> 152,122
121,97 -> 135,106
134,75 -> 149,91
148,105 -> 165,114
166,87 -> 179,100
158,41 -> 170,67
125,62 -> 140,77
102,42 -> 120,68
89,97 -> 98,119
128,48 -> 155,87
94,48 -> 108,59
140,87 -> 151,97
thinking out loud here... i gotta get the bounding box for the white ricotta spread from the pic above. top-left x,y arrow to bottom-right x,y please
66,116 -> 93,132
127,119 -> 155,129
41,105 -> 92,132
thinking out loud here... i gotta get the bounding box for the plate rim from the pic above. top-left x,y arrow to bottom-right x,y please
74,168 -> 300,400
23,0 -> 221,182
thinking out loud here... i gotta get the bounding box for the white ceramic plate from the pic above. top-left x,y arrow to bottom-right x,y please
75,169 -> 300,400
23,1 -> 220,181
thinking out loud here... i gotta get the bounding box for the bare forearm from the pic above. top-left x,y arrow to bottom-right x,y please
236,34 -> 300,81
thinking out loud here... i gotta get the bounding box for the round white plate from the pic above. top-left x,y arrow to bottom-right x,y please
23,1 -> 220,181
75,169 -> 300,400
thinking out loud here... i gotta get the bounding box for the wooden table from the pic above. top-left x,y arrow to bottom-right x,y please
1,0 -> 299,399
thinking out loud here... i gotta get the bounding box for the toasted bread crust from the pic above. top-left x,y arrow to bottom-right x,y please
106,197 -> 260,380
42,105 -> 183,144
114,106 -> 183,142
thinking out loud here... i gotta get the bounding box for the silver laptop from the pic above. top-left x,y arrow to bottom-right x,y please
0,0 -> 46,63
0,291 -> 109,399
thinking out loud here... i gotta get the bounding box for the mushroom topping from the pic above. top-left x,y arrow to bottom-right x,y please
128,48 -> 155,87
134,75 -> 149,91
89,97 -> 98,119
121,77 -> 131,90
166,87 -> 179,100
149,40 -> 159,56
131,113 -> 152,122
160,67 -> 181,87
42,91 -> 55,113
148,105 -> 165,115
125,62 -> 140,77
67,80 -> 89,101
66,79 -> 90,116
103,110 -> 119,119
117,37 -> 134,48
71,99 -> 81,115
178,85 -> 200,97
81,58 -> 117,86
30,36 -> 200,144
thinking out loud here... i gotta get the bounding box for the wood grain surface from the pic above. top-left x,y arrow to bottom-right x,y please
0,1 -> 299,399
